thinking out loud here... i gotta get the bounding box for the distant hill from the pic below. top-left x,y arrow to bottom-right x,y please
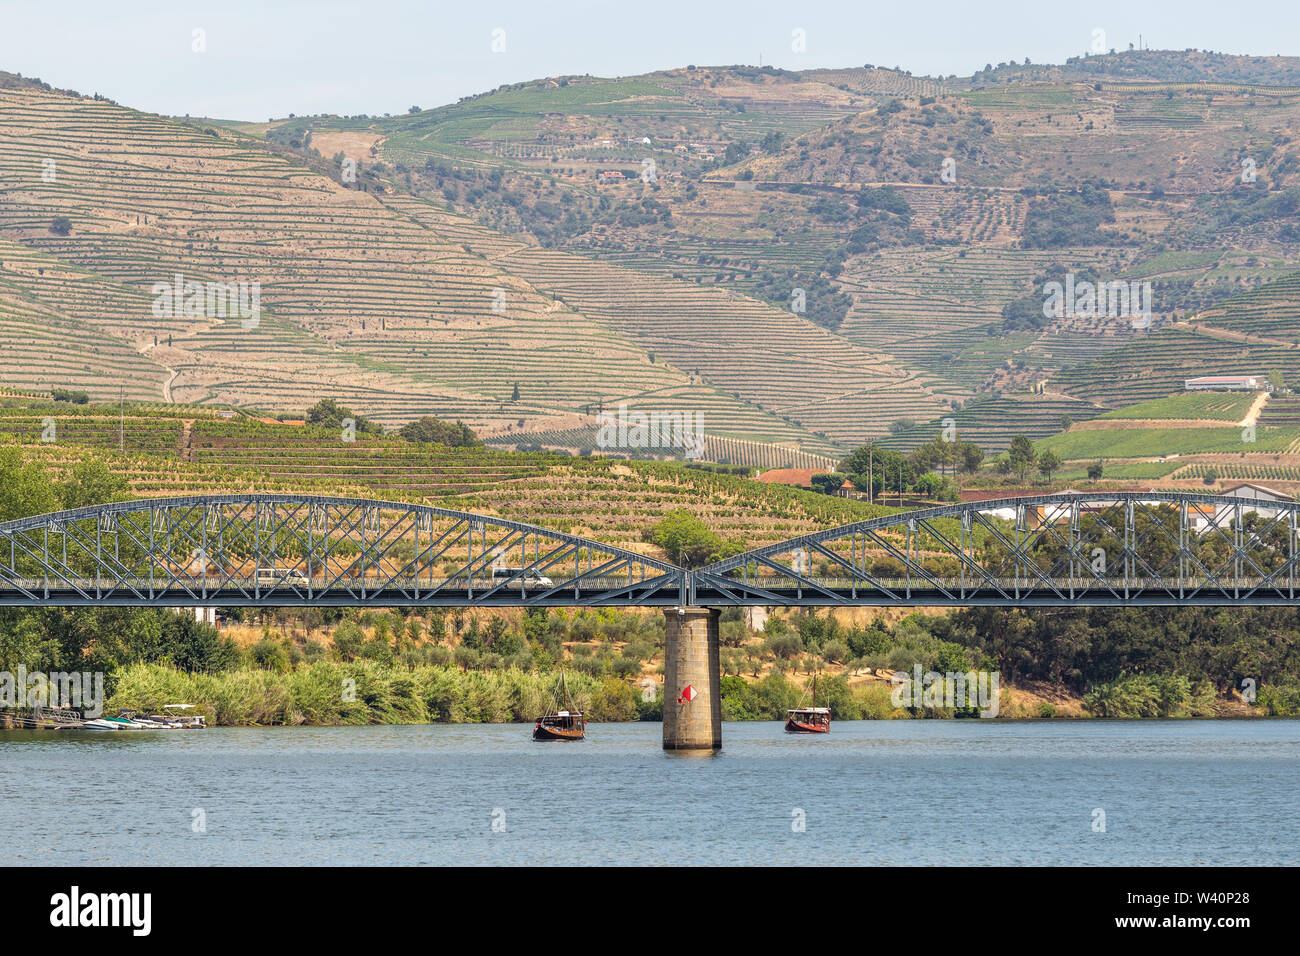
4,49 -> 1300,465
976,50 -> 1300,87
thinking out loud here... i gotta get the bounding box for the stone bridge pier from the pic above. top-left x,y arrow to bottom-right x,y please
662,607 -> 721,750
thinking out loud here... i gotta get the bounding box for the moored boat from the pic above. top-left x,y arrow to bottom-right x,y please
532,671 -> 586,741
78,708 -> 193,731
81,712 -> 151,731
80,718 -> 127,731
147,704 -> 207,728
112,709 -> 170,728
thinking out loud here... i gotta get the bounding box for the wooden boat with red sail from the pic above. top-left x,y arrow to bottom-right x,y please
785,675 -> 831,734
532,671 -> 586,741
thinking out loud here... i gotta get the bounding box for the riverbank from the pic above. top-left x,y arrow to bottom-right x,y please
80,662 -> 1288,727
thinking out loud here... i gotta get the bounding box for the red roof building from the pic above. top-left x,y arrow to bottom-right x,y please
755,467 -> 825,489
755,468 -> 856,496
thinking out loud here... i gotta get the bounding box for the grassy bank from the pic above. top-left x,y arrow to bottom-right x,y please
105,662 -> 1287,726
105,662 -> 922,726
107,662 -> 656,726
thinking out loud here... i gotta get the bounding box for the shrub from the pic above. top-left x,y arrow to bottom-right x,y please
720,674 -> 760,720
1084,673 -> 1215,718
1258,681 -> 1300,716
766,632 -> 802,660
589,677 -> 638,721
249,638 -> 290,673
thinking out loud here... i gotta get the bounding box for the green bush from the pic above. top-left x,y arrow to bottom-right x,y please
720,674 -> 760,720
1084,673 -> 1216,718
1258,681 -> 1300,716
249,637 -> 290,673
590,677 -> 638,721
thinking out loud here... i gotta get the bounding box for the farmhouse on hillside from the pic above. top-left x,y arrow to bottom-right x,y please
755,467 -> 856,497
1183,375 -> 1260,391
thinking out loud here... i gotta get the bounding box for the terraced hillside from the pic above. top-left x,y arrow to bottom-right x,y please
301,68 -> 865,173
878,393 -> 1107,453
495,246 -> 949,446
1053,271 -> 1300,406
1186,272 -> 1300,342
0,260 -> 168,399
1012,385 -> 1300,497
386,193 -> 950,449
6,52 -> 1300,460
0,86 -> 565,422
277,55 -> 1300,448
1038,423 -> 1299,460
485,426 -> 840,471
1094,392 -> 1259,423
838,245 -> 1121,392
0,82 -> 845,460
0,398 -> 880,553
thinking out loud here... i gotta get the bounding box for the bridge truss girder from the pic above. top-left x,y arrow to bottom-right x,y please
0,495 -> 685,608
692,492 -> 1300,608
4,493 -> 1300,609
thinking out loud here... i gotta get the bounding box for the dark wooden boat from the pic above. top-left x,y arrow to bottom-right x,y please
532,671 -> 586,741
785,675 -> 830,733
532,710 -> 586,741
784,706 -> 831,733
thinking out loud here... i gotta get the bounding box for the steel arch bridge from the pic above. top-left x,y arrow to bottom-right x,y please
692,491 -> 1300,608
2,492 -> 1300,609
0,495 -> 685,608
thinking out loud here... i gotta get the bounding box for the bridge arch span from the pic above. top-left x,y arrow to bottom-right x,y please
692,491 -> 1300,607
0,494 -> 685,607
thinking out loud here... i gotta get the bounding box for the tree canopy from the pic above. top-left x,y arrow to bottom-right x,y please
304,398 -> 382,435
642,510 -> 743,567
396,416 -> 479,447
840,444 -> 914,497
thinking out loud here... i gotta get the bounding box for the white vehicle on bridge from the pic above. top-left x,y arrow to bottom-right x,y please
492,567 -> 554,588
254,567 -> 310,587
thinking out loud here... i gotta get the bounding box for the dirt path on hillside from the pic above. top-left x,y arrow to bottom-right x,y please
178,419 -> 195,462
1169,320 -> 1297,349
1239,390 -> 1269,427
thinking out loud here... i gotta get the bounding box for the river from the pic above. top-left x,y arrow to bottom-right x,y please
2,719 -> 1296,865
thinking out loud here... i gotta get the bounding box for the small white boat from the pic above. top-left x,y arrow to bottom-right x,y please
76,707 -> 206,730
115,709 -> 169,728
80,718 -> 125,731
147,705 -> 206,729
80,710 -> 158,730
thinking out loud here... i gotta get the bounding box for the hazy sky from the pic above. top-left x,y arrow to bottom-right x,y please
2,0 -> 1298,119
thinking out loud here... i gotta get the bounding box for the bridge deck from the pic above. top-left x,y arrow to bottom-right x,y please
3,492 -> 1299,608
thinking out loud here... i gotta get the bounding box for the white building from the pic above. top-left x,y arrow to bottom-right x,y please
175,607 -> 217,625
1184,375 -> 1259,391
1189,482 -> 1293,533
